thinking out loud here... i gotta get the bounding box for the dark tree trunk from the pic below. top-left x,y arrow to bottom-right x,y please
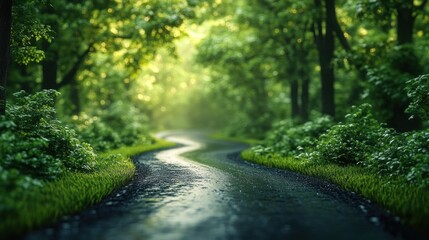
313,0 -> 336,117
41,3 -> 59,91
301,76 -> 310,122
18,65 -> 32,93
290,79 -> 300,118
58,46 -> 91,115
70,80 -> 81,115
42,52 -> 59,90
250,68 -> 270,134
58,45 -> 92,88
388,102 -> 421,132
396,0 -> 415,45
387,0 -> 422,131
320,63 -> 335,116
323,0 -> 336,117
0,0 -> 13,115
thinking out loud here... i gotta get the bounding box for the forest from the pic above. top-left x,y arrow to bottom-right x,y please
1,0 -> 429,238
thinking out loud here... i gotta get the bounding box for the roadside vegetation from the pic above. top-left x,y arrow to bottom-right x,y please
0,90 -> 175,238
1,0 -> 429,238
241,76 -> 429,234
242,149 -> 429,233
1,0 -> 196,237
192,0 -> 429,235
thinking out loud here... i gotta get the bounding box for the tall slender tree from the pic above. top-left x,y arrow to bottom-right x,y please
0,0 -> 13,115
312,0 -> 336,117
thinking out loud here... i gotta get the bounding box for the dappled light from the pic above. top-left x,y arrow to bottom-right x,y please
1,0 -> 429,239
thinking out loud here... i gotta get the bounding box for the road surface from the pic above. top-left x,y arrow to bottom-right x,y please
25,130 -> 413,240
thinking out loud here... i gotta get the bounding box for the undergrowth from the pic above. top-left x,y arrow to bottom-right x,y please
0,140 -> 175,238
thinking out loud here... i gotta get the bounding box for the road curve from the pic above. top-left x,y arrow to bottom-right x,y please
25,130 -> 415,240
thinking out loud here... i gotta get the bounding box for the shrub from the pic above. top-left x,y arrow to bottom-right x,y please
0,90 -> 96,190
249,116 -> 333,157
406,74 -> 429,120
71,114 -> 121,152
100,101 -> 151,146
313,104 -> 388,165
311,104 -> 429,187
224,112 -> 271,139
263,116 -> 333,156
70,101 -> 154,152
405,130 -> 429,187
367,129 -> 429,188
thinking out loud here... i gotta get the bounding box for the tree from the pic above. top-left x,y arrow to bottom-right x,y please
235,0 -> 314,122
395,0 -> 427,45
312,0 -> 350,117
6,0 -> 198,115
352,0 -> 429,131
0,0 -> 12,115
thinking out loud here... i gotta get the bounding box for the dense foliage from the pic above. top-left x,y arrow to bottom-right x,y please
70,102 -> 154,152
253,116 -> 333,157
0,90 -> 95,191
406,74 -> 429,120
1,0 -> 200,194
253,100 -> 429,188
313,104 -> 388,165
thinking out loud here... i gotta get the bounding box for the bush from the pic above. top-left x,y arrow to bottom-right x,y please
70,101 -> 154,152
367,129 -> 429,187
406,74 -> 429,120
249,116 -> 333,157
262,116 -> 333,156
224,112 -> 271,139
405,130 -> 429,187
310,103 -> 429,187
71,114 -> 121,152
313,104 -> 388,165
101,101 -> 152,146
0,90 -> 96,190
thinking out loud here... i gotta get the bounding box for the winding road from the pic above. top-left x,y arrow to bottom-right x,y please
25,131 -> 413,240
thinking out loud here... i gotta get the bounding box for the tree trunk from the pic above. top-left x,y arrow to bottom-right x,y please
313,0 -> 336,117
388,102 -> 421,132
42,52 -> 59,90
0,0 -> 13,115
18,64 -> 32,93
301,76 -> 310,122
58,45 -> 92,88
396,0 -> 414,45
70,80 -> 81,115
58,46 -> 91,115
320,64 -> 335,116
388,0 -> 421,131
290,79 -> 300,118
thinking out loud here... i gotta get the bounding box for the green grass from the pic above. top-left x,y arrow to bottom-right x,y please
0,139 -> 175,238
241,149 -> 429,235
210,133 -> 263,146
103,138 -> 176,157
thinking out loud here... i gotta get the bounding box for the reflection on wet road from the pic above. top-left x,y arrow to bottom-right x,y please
26,131 -> 406,239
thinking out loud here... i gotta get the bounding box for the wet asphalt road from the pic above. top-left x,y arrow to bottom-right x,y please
25,131 -> 414,240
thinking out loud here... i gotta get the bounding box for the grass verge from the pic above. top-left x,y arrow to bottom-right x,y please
241,149 -> 429,235
0,139 -> 175,238
210,133 -> 262,146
